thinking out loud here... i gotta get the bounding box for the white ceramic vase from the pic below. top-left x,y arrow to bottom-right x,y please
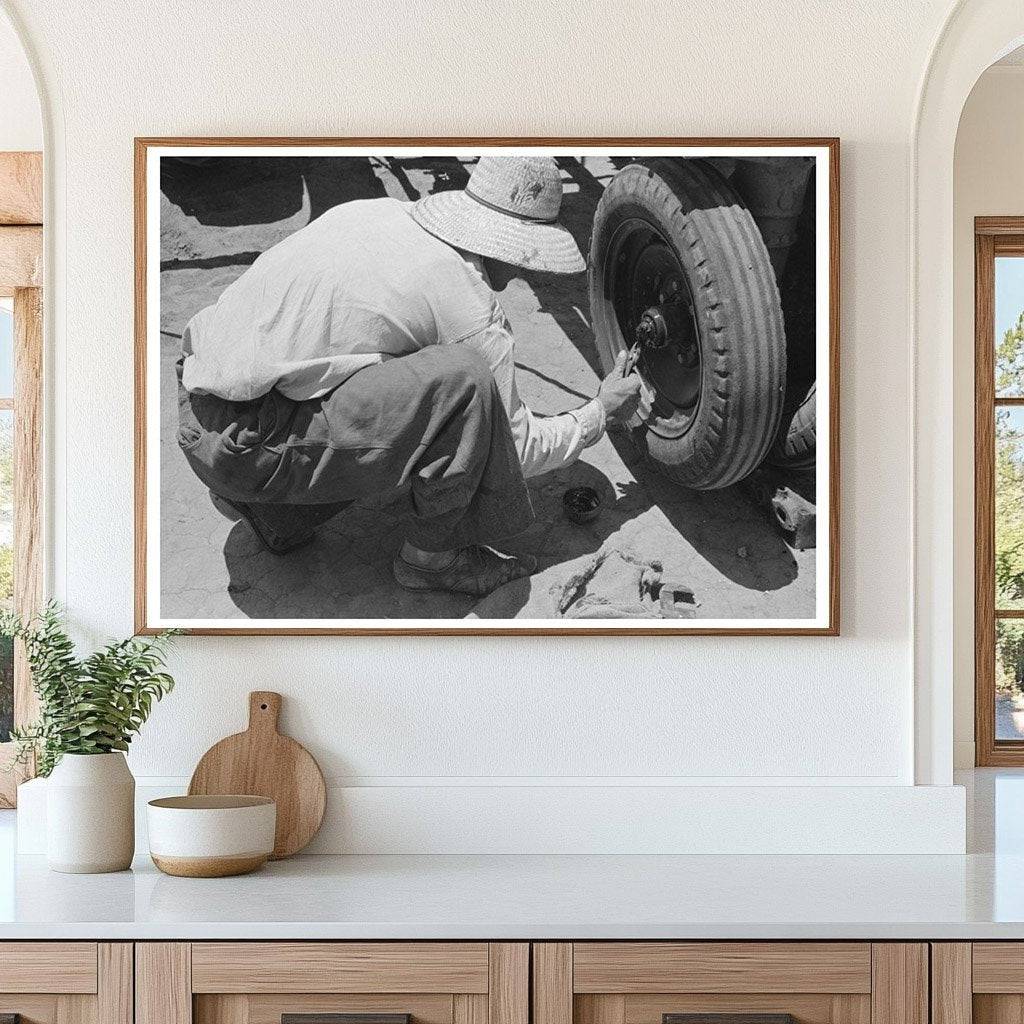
46,752 -> 135,873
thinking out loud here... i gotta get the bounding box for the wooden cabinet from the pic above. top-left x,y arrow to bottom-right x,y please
0,938 -> 942,1024
532,944 -> 928,1024
931,943 -> 1024,1024
136,943 -> 528,1024
0,942 -> 132,1024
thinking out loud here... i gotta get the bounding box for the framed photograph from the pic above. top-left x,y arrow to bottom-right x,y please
135,138 -> 839,635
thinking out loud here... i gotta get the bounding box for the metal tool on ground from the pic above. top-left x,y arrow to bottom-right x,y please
188,691 -> 326,859
772,486 -> 816,550
742,468 -> 818,552
552,546 -> 700,619
658,579 -> 700,619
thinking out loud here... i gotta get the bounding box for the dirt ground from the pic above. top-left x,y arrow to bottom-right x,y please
157,156 -> 816,622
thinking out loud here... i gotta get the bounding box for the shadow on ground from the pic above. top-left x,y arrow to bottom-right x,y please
161,157 -> 386,226
218,443 -> 799,622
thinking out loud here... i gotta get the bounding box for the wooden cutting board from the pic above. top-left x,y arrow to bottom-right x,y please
188,691 -> 326,859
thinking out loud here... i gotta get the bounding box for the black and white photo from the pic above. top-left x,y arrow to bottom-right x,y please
136,141 -> 837,634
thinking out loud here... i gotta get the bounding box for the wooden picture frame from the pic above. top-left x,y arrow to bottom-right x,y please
135,137 -> 840,636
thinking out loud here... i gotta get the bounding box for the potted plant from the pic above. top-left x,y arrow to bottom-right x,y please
2,603 -> 177,873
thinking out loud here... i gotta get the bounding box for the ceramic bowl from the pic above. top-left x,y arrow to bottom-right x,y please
147,795 -> 276,878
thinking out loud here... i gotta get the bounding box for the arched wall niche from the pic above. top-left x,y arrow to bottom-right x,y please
914,0 -> 1024,784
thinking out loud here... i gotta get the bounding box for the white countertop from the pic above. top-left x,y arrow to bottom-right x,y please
1,848 -> 1023,940
1,769 -> 1021,941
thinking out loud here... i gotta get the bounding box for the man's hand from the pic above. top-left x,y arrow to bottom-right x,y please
597,350 -> 643,424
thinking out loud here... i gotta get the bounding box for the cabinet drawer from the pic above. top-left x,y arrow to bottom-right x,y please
196,993 -> 462,1024
572,944 -> 872,994
973,943 -> 1024,992
140,942 -> 528,1024
0,942 -> 98,993
191,943 -> 490,993
0,943 -> 130,1024
533,944 -> 925,1024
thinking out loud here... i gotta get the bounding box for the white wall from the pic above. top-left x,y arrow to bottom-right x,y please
952,64 -> 1024,767
0,8 -> 39,151
1,0 -> 973,851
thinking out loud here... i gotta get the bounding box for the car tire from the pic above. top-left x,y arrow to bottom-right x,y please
589,158 -> 786,490
771,380 -> 816,469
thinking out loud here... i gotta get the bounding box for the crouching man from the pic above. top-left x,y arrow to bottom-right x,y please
177,155 -> 641,597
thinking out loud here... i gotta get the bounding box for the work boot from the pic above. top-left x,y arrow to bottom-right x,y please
393,545 -> 537,596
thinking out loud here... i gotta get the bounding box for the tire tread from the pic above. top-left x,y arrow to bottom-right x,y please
588,158 -> 786,489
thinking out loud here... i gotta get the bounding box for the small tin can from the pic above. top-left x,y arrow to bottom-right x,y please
562,486 -> 602,524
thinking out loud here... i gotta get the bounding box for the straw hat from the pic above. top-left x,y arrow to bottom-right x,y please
409,156 -> 586,275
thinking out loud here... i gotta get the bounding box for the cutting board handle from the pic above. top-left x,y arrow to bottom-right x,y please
248,691 -> 282,734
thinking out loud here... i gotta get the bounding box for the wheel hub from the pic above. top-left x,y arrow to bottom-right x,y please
641,296 -> 701,411
634,307 -> 670,350
634,303 -> 697,361
605,219 -> 705,433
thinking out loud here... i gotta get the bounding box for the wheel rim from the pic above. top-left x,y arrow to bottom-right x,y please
607,217 -> 703,434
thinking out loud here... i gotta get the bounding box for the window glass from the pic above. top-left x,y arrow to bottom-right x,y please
983,245 -> 1024,757
0,300 -> 10,741
997,619 -> 1024,740
997,406 -> 1024,609
0,307 -> 10,558
996,256 -> 1024,397
0,300 -> 11,400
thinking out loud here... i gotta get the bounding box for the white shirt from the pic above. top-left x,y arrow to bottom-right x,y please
181,197 -> 603,478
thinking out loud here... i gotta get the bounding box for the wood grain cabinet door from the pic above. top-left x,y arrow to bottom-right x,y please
0,942 -> 132,1024
137,943 -> 528,1024
934,942 -> 1024,1024
533,944 -> 928,1024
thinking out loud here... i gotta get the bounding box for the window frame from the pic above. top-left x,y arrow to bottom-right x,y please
0,151 -> 43,806
975,217 -> 1024,765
